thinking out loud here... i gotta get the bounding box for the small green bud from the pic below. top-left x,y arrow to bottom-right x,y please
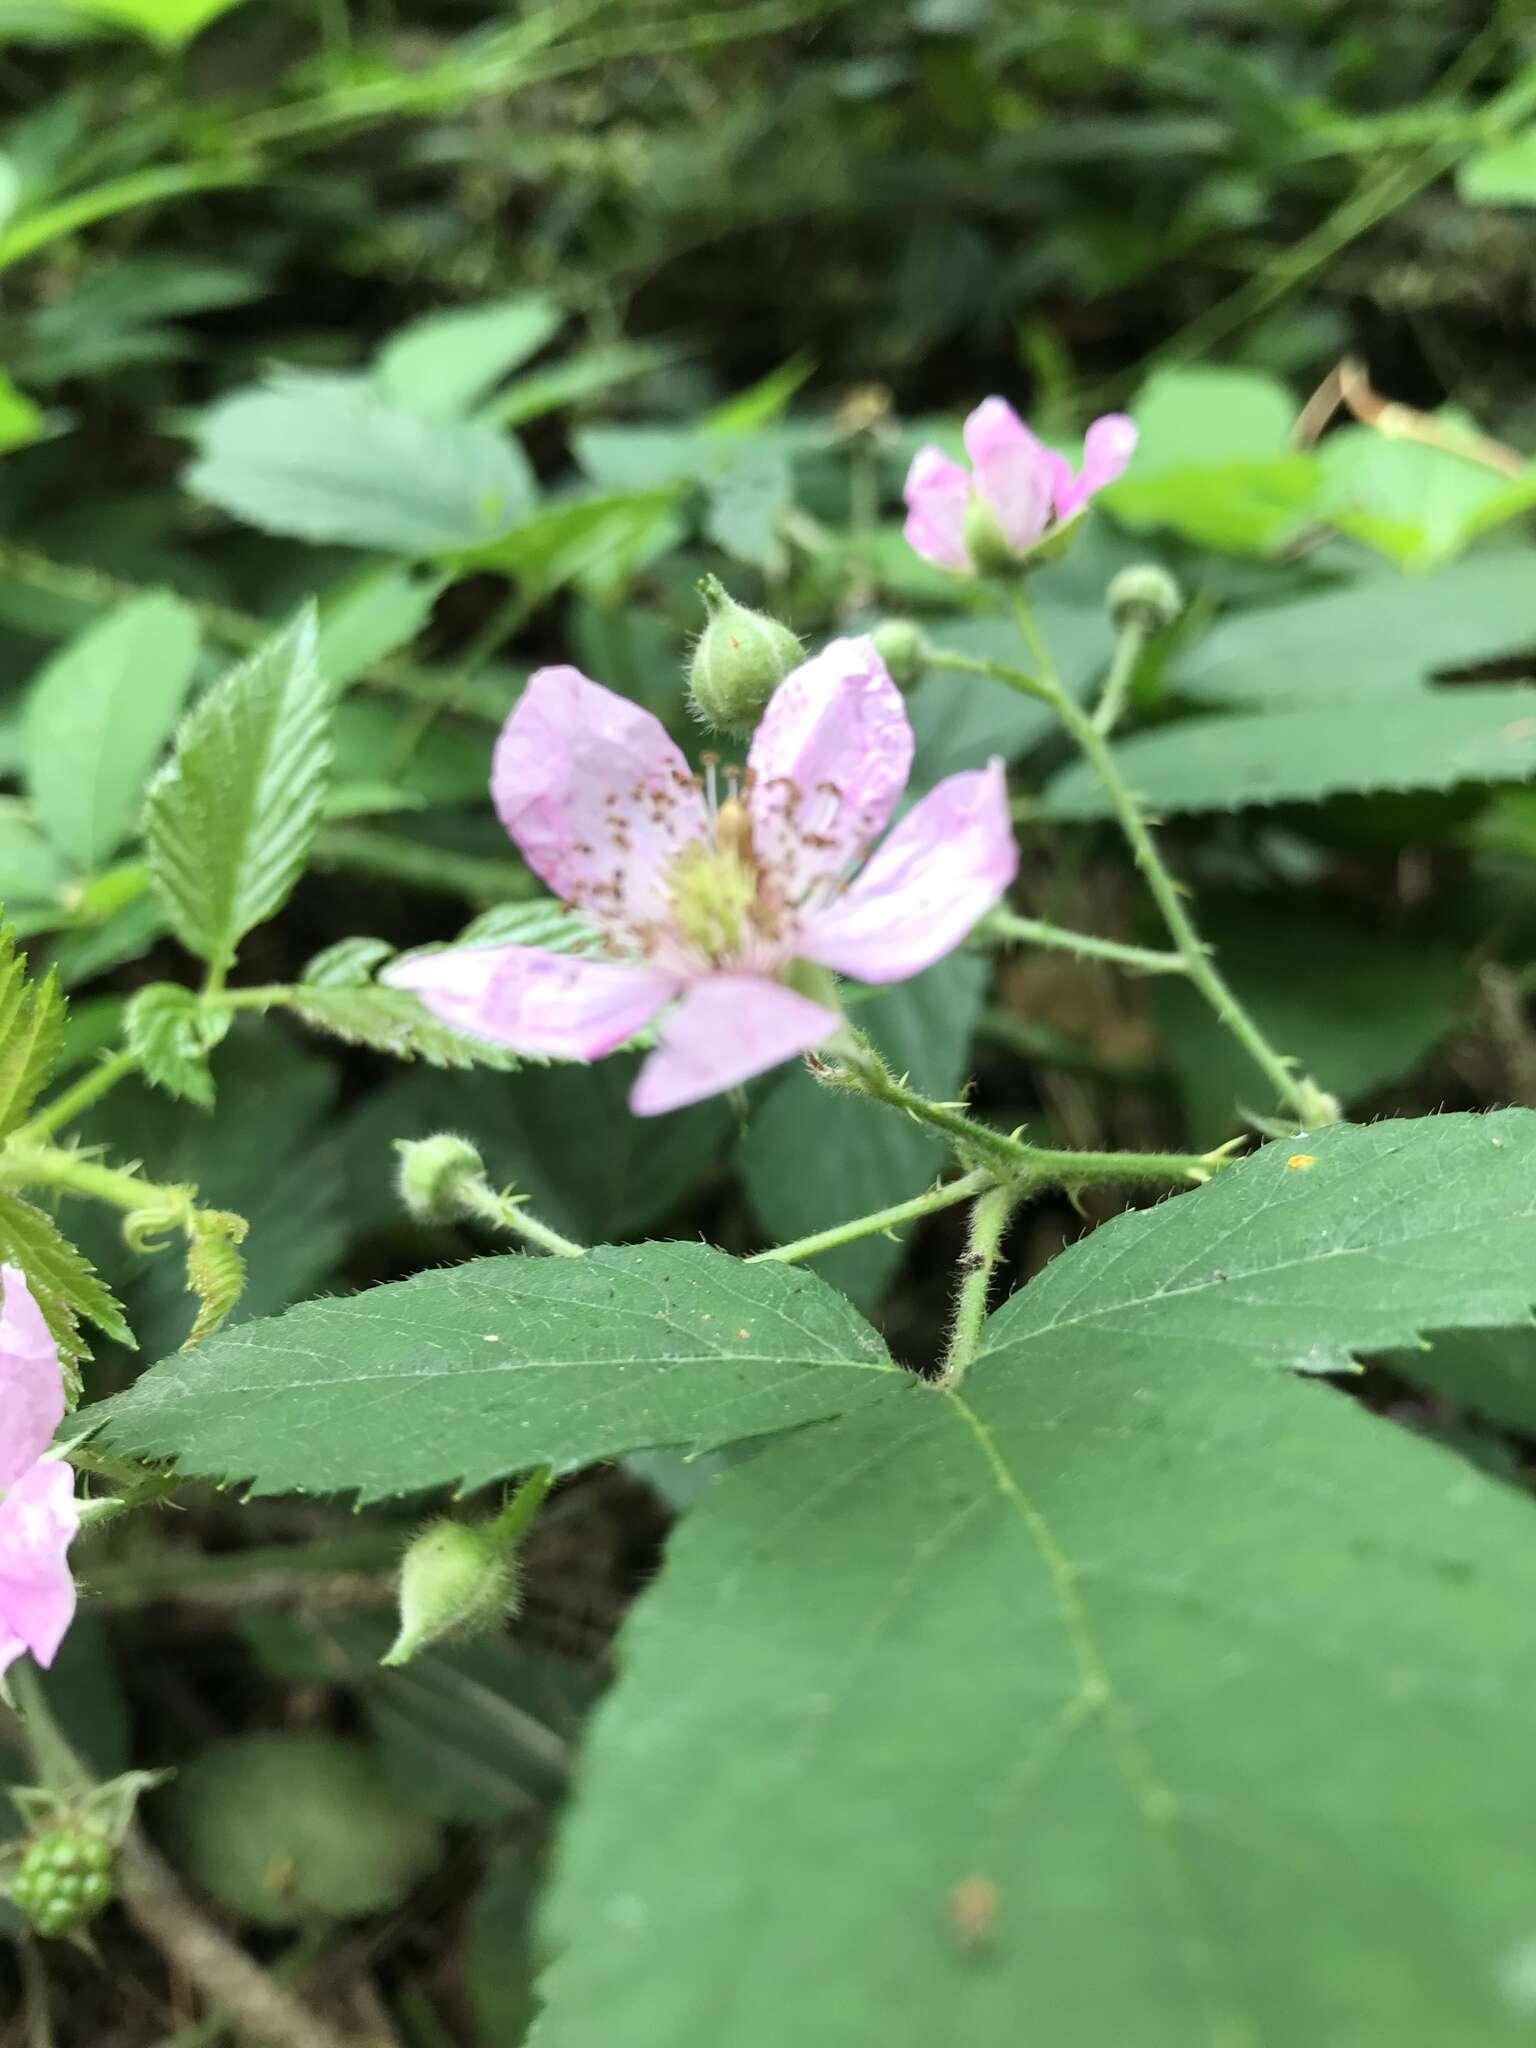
1106,564 -> 1182,634
395,1133 -> 487,1226
383,1518 -> 520,1668
687,576 -> 802,739
869,620 -> 924,689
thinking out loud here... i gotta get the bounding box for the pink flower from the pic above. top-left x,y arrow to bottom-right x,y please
903,399 -> 1137,573
0,1265 -> 77,1679
388,637 -> 1018,1115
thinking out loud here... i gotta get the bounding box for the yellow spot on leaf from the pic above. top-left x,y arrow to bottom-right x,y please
1286,1153 -> 1316,1171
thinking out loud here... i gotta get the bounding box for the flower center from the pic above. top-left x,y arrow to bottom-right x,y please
667,796 -> 759,964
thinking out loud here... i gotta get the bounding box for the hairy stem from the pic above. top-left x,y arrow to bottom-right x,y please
822,1038 -> 1224,1188
1091,617 -> 1148,736
938,1183 -> 1019,1390
461,1181 -> 586,1258
980,909 -> 1185,976
14,1049 -> 139,1144
748,1168 -> 995,1265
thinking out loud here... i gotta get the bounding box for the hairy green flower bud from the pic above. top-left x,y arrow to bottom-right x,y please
869,619 -> 924,690
1106,564 -> 1183,634
687,576 -> 802,739
395,1133 -> 487,1226
383,1518 -> 521,1669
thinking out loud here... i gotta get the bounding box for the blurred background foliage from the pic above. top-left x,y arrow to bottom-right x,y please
3,1 -> 1536,2041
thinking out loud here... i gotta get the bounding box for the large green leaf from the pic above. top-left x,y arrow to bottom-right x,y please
92,1244 -> 896,1501
533,1113 -> 1536,2048
23,593 -> 199,871
1173,551 -> 1536,709
144,610 -> 332,971
185,375 -> 538,559
1041,686 -> 1536,817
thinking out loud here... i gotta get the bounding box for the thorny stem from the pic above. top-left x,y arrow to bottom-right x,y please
979,909 -> 1185,977
8,1663 -> 351,2048
460,1179 -> 587,1258
938,1183 -> 1019,1391
749,1168 -> 994,1265
822,1035 -> 1224,1188
13,1049 -> 139,1144
919,612 -> 1336,1129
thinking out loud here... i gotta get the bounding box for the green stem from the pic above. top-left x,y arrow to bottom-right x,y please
980,909 -> 1185,977
824,1040 -> 1222,1187
489,1465 -> 554,1548
15,1049 -> 138,1144
461,1181 -> 586,1257
938,1183 -> 1018,1391
929,601 -> 1334,1128
748,1168 -> 994,1265
0,1143 -> 191,1223
1092,617 -> 1148,736
390,583 -> 533,772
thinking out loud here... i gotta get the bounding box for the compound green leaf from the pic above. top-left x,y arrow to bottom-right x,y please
93,1243 -> 896,1501
24,594 -> 199,870
0,926 -> 61,1135
532,1113 -> 1536,2048
1173,551 -> 1536,709
144,610 -> 331,971
278,982 -> 526,1070
185,375 -> 538,558
376,295 -> 562,418
123,982 -> 227,1107
1041,686 -> 1536,817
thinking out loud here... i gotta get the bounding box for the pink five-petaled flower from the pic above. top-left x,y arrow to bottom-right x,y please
0,1265 -> 77,1680
903,397 -> 1138,574
387,637 -> 1019,1115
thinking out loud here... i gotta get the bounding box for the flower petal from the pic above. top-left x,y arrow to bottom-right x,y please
629,978 -> 840,1116
387,945 -> 678,1061
963,398 -> 1057,552
1055,412 -> 1139,518
901,445 -> 971,572
491,665 -> 708,946
799,760 -> 1018,983
746,636 -> 914,905
0,1460 -> 78,1678
0,1266 -> 63,1489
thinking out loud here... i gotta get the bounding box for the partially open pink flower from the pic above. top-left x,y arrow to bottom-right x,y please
0,1265 -> 77,1679
903,399 -> 1137,573
388,638 -> 1018,1115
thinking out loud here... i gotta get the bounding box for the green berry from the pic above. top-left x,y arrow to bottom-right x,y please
12,1829 -> 116,1936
